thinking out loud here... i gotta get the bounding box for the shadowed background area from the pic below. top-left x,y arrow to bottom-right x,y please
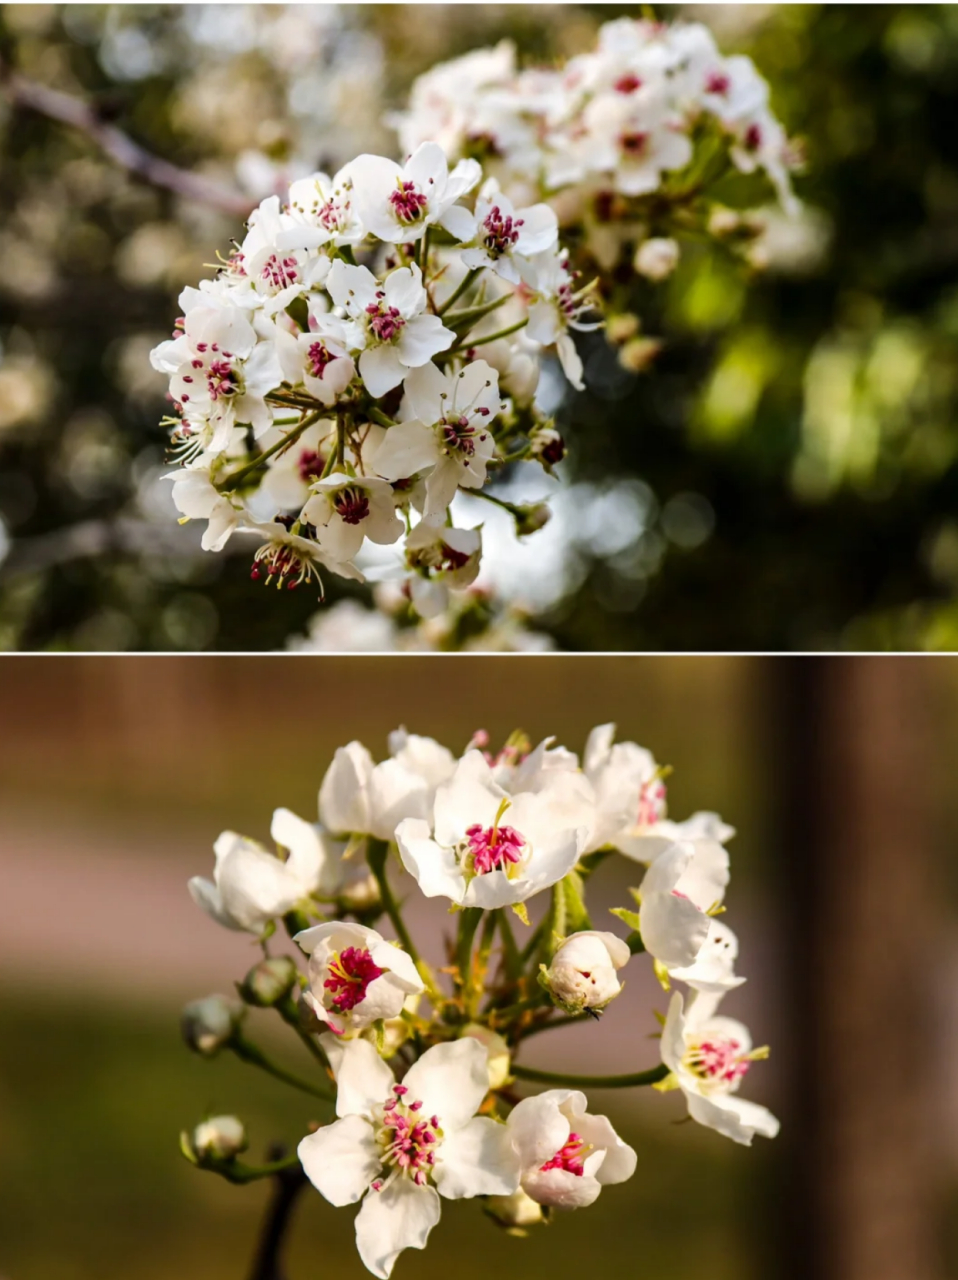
1,655 -> 957,1279
3,5 -> 958,650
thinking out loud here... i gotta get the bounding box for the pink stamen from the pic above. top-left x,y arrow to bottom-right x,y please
261,253 -> 300,290
614,73 -> 642,94
636,777 -> 666,828
366,299 -> 405,344
465,823 -> 525,876
323,947 -> 384,1012
333,486 -> 371,526
620,131 -> 649,156
389,180 -> 429,225
481,204 -> 524,258
307,341 -> 338,380
540,1132 -> 587,1176
692,1038 -> 750,1086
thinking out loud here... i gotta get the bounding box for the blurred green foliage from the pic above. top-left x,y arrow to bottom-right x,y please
2,5 -> 958,649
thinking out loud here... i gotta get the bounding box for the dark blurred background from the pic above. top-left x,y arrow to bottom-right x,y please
0,654 -> 956,1279
2,5 -> 958,650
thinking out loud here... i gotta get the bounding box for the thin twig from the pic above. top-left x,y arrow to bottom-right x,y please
247,1157 -> 308,1280
0,64 -> 252,217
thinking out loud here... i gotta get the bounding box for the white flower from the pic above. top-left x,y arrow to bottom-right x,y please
634,236 -> 680,281
395,750 -> 589,909
238,194 -> 330,311
275,309 -> 358,407
461,181 -> 558,284
294,921 -> 424,1036
242,519 -> 364,593
319,736 -> 456,841
326,260 -> 454,398
660,991 -> 779,1145
188,807 -> 341,933
372,361 -> 501,517
154,299 -> 282,453
347,142 -> 481,244
259,419 -> 337,512
543,930 -> 630,1012
298,1036 -> 519,1278
405,520 -> 483,589
637,841 -> 730,974
521,247 -> 600,391
287,167 -> 366,246
581,721 -> 667,852
301,472 -> 403,563
168,465 -> 241,551
506,1089 -> 637,1209
669,918 -> 745,995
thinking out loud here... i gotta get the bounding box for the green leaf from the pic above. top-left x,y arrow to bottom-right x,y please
610,906 -> 641,932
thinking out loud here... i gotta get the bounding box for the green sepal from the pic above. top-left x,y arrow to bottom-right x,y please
610,906 -> 641,932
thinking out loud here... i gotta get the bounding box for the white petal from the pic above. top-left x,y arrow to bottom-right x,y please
367,758 -> 431,840
298,1115 -> 379,1205
355,1178 -> 441,1280
322,1033 -> 395,1119
187,876 -> 243,931
574,1112 -> 636,1185
371,419 -> 440,482
685,1091 -> 780,1145
507,1091 -> 572,1168
359,345 -> 406,398
216,846 -> 300,929
402,1038 -> 488,1132
270,807 -> 335,896
435,1117 -> 520,1199
319,742 -> 374,834
395,818 -> 465,904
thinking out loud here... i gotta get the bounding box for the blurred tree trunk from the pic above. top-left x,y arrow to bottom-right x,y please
771,657 -> 940,1280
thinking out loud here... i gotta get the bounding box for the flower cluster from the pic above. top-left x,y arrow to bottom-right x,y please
392,17 -> 801,278
151,142 -> 595,604
181,723 -> 777,1277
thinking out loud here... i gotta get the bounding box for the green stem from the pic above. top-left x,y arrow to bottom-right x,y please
369,407 -> 397,429
230,1033 -> 332,1101
456,907 -> 484,996
204,1153 -> 303,1185
497,908 -> 523,983
437,266 -> 483,315
417,227 -> 431,276
452,318 -> 528,352
511,1062 -> 670,1089
366,839 -> 439,998
217,413 -> 321,493
336,413 -> 346,469
276,995 -> 329,1068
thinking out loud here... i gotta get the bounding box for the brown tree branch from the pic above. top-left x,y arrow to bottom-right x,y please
247,1157 -> 308,1280
0,64 -> 253,217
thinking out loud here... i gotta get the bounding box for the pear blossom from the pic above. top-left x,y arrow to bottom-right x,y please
295,921 -> 424,1036
347,142 -> 481,244
287,167 -> 366,245
168,465 -> 241,552
521,247 -> 601,391
298,1036 -> 519,1278
241,518 -> 364,593
189,807 -> 342,933
372,360 -> 502,517
395,750 -> 589,909
543,930 -> 631,1013
319,736 -> 456,841
259,419 -> 337,511
326,260 -> 455,398
405,521 -> 483,590
669,918 -> 745,994
461,1023 -> 511,1090
506,1089 -> 637,1209
274,310 -> 358,407
660,991 -> 779,1145
637,841 -> 729,973
301,472 -> 403,563
461,181 -> 558,284
237,194 -> 330,311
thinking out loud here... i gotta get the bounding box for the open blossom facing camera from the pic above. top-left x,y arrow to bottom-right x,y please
295,921 -> 424,1036
298,1037 -> 519,1278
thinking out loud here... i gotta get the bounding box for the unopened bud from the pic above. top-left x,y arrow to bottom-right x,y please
239,956 -> 299,1007
339,867 -> 383,915
634,237 -> 680,282
486,1188 -> 545,1232
461,1023 -> 511,1089
513,502 -> 551,537
181,994 -> 244,1056
541,931 -> 631,1013
605,312 -> 641,345
618,336 -> 662,374
189,1115 -> 248,1162
530,426 -> 566,468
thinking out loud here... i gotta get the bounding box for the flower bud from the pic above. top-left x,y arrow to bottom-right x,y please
486,1188 -> 545,1232
239,956 -> 299,1008
513,502 -> 551,537
634,236 -> 680,282
542,931 -> 631,1013
618,336 -> 662,374
461,1023 -> 511,1089
190,1115 -> 248,1162
181,994 -> 244,1056
338,867 -> 383,915
530,426 -> 566,468
605,312 -> 640,345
